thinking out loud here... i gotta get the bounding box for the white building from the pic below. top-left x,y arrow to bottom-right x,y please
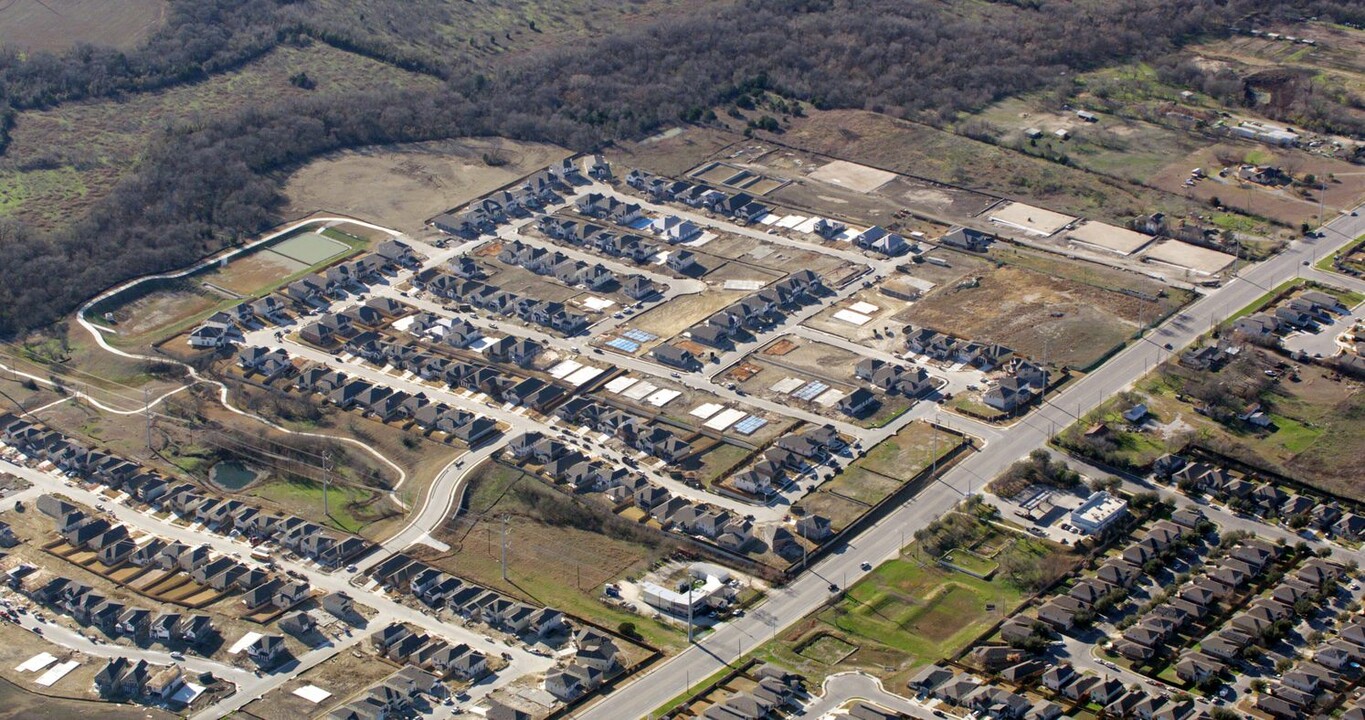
1070,491 -> 1129,535
640,564 -> 731,617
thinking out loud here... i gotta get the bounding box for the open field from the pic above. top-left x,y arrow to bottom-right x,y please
898,262 -> 1190,368
0,0 -> 166,52
283,138 -> 573,234
424,461 -> 683,650
606,125 -> 741,178
854,421 -> 961,478
966,96 -> 1214,183
1062,352 -> 1365,499
628,289 -> 750,345
751,549 -> 1028,687
771,109 -> 1256,230
0,41 -> 442,231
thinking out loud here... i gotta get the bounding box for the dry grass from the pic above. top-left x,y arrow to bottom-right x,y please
0,0 -> 166,52
0,41 -> 442,230
283,138 -> 573,234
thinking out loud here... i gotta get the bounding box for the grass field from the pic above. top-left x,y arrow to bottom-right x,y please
751,549 -> 1026,687
90,222 -> 368,348
425,460 -> 683,649
0,41 -> 442,230
0,0 -> 165,52
854,421 -> 961,478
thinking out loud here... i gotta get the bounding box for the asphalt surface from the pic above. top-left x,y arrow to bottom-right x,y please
573,208 -> 1365,719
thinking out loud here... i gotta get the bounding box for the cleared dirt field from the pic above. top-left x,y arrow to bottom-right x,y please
898,264 -> 1164,368
241,650 -> 397,720
284,138 -> 572,234
0,42 -> 441,231
771,109 -> 1247,228
629,289 -> 749,342
605,125 -> 740,177
0,0 -> 165,52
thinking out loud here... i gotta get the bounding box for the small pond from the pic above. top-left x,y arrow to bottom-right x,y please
210,460 -> 261,490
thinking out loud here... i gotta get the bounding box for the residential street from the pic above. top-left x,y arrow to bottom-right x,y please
573,207 -> 1365,719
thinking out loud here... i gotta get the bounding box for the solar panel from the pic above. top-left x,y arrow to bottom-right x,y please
623,329 -> 657,342
733,416 -> 768,435
793,381 -> 829,401
606,338 -> 640,352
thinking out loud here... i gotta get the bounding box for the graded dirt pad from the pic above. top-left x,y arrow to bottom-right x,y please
1141,239 -> 1236,276
0,0 -> 166,52
241,650 -> 397,720
808,160 -> 898,194
987,201 -> 1078,237
212,250 -> 307,295
283,138 -> 572,234
898,265 -> 1147,368
1067,221 -> 1156,256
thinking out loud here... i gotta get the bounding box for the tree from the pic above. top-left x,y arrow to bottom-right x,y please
617,621 -> 640,640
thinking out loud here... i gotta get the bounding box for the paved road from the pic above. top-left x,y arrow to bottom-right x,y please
0,456 -> 554,716
573,207 -> 1365,719
801,672 -> 933,719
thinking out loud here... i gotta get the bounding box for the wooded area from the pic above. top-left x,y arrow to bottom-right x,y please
1,0 -> 1361,336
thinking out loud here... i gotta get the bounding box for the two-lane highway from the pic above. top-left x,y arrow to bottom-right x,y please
574,209 -> 1365,719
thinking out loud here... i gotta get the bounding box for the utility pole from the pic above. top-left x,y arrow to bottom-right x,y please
322,453 -> 333,520
501,514 -> 509,582
143,387 -> 152,450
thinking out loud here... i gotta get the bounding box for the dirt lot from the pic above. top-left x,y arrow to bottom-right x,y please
605,125 -> 740,178
693,233 -> 856,282
727,337 -> 914,427
627,289 -> 749,344
898,261 -> 1187,369
0,0 -> 165,52
767,108 -> 1249,229
284,138 -> 572,234
803,289 -> 922,349
241,647 -> 400,720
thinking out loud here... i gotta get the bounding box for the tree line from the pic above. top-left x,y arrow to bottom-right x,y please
1,0 -> 1361,336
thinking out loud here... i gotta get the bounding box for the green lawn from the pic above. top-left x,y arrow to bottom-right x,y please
250,476 -> 375,533
941,549 -> 999,576
817,554 -> 1025,663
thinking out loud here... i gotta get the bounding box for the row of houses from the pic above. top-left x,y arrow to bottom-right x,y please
684,270 -> 827,352
903,325 -> 1016,371
623,171 -> 772,224
678,664 -> 804,720
1026,516 -> 1208,635
297,295 -> 410,347
367,621 -> 493,682
416,270 -> 590,335
908,664 -> 1066,720
95,657 -> 194,703
193,242 -> 416,349
730,425 -> 845,501
497,239 -> 624,292
1230,289 -> 1348,343
326,665 -> 450,720
548,401 -> 692,464
289,354 -> 502,442
1,414 -> 373,570
29,571 -> 217,646
431,161 -> 582,238
1156,454 -> 1365,540
537,216 -> 666,269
